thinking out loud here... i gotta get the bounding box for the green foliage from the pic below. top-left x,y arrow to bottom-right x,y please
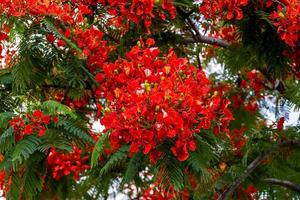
37,129 -> 73,152
22,154 -> 45,200
0,127 -> 15,153
42,100 -> 77,119
121,151 -> 144,186
91,131 -> 109,167
0,112 -> 14,128
54,118 -> 95,144
99,146 -> 128,178
157,156 -> 185,191
0,1 -> 300,199
11,135 -> 41,169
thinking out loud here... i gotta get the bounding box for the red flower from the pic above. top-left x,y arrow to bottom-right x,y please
146,38 -> 155,47
33,110 -> 43,118
0,32 -> 8,41
38,127 -> 46,137
23,124 -> 33,135
277,117 -> 285,131
47,145 -> 90,181
52,117 -> 59,123
99,46 -> 233,161
149,150 -> 162,164
42,115 -> 50,125
46,34 -> 55,43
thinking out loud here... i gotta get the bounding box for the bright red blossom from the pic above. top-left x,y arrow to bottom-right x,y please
199,0 -> 248,21
9,110 -> 57,140
277,117 -> 285,131
97,45 -> 234,161
47,145 -> 90,181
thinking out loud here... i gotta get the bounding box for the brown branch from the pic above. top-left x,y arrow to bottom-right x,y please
218,140 -> 300,200
177,7 -> 231,48
264,178 -> 300,193
178,37 -> 230,48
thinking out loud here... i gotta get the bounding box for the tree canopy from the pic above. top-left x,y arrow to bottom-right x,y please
0,0 -> 299,199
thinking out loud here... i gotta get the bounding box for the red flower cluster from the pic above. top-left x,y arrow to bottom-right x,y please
0,24 -> 15,68
199,0 -> 248,21
0,0 -> 68,22
0,170 -> 5,194
140,180 -> 189,200
0,154 -> 5,194
231,70 -> 266,114
219,25 -> 240,42
0,0 -> 98,25
270,0 -> 300,47
96,42 -> 233,161
228,126 -> 246,156
240,184 -> 257,200
9,110 -> 57,141
73,26 -> 110,72
47,145 -> 90,180
98,0 -> 176,28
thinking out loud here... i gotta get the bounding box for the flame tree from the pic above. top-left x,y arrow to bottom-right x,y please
0,0 -> 299,199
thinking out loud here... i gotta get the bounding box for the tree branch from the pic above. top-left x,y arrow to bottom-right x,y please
178,37 -> 230,48
218,140 -> 300,200
264,178 -> 300,193
177,7 -> 231,48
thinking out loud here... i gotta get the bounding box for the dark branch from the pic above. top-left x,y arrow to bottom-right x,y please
264,178 -> 300,193
179,37 -> 230,48
218,140 -> 300,200
177,7 -> 231,48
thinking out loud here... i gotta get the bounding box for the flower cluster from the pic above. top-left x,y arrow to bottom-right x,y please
0,155 -> 6,195
97,42 -> 233,161
9,110 -> 58,141
270,0 -> 300,47
140,180 -> 189,200
73,26 -> 111,72
228,127 -> 246,156
47,145 -> 90,180
0,0 -> 94,25
231,70 -> 266,114
199,0 -> 248,21
98,0 -> 176,28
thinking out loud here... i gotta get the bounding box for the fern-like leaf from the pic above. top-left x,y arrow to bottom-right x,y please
121,151 -> 143,186
11,135 -> 41,169
54,119 -> 95,144
99,146 -> 128,177
0,112 -> 14,128
0,127 -> 15,153
42,100 -> 77,119
91,131 -> 109,167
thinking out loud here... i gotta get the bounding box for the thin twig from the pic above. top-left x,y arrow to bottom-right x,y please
218,140 -> 300,200
264,178 -> 300,193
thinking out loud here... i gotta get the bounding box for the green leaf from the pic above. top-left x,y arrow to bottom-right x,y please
7,173 -> 21,200
122,151 -> 143,185
164,158 -> 184,191
42,100 -> 77,119
37,129 -> 73,152
99,146 -> 128,177
0,112 -> 14,128
91,131 -> 110,167
0,127 -> 15,153
54,119 -> 95,144
11,135 -> 41,169
22,166 -> 44,199
12,56 -> 33,93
